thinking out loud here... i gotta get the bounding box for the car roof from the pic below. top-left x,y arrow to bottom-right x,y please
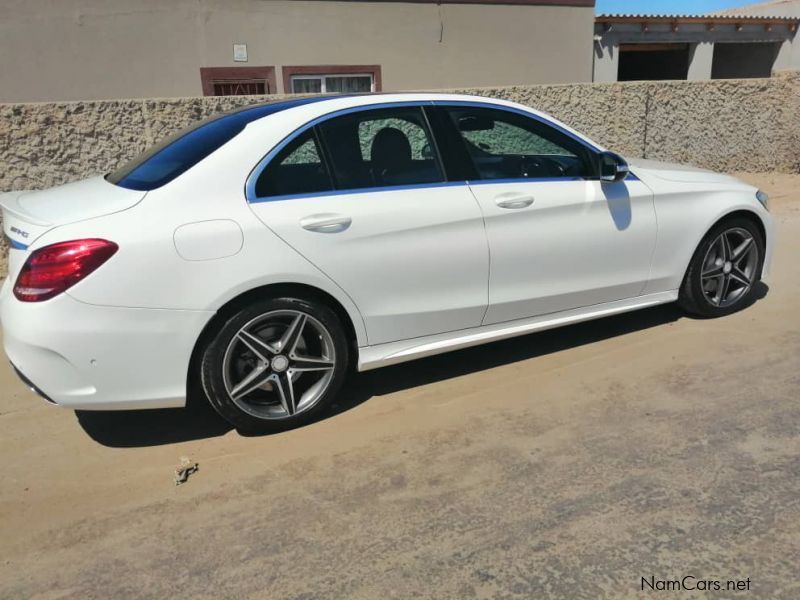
195,93 -> 506,138
236,92 -> 602,154
232,91 -> 515,121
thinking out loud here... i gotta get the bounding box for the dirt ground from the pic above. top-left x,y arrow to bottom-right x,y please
0,173 -> 798,599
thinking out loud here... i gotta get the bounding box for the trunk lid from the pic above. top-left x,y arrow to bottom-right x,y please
2,176 -> 146,281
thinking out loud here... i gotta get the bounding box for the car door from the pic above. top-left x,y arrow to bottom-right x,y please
247,104 -> 489,346
436,103 -> 657,325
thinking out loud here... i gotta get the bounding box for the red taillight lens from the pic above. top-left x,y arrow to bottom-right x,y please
13,239 -> 118,302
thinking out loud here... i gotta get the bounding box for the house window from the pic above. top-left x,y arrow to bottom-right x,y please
291,74 -> 373,94
617,44 -> 690,81
200,67 -> 276,97
282,65 -> 382,95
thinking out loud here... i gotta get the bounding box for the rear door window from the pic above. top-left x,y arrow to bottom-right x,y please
254,129 -> 333,198
317,106 -> 444,190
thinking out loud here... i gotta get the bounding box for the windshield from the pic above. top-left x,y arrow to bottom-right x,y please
106,96 -> 338,191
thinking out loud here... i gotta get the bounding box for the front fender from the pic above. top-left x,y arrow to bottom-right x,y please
643,184 -> 773,294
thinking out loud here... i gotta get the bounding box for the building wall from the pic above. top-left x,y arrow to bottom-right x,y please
0,0 -> 595,103
725,0 -> 800,72
593,20 -> 798,82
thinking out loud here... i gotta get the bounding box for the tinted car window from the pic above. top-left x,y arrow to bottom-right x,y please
107,97 -> 334,191
318,106 -> 444,190
255,129 -> 333,198
444,106 -> 592,180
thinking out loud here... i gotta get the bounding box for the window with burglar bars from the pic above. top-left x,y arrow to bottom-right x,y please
200,67 -> 276,97
212,79 -> 269,96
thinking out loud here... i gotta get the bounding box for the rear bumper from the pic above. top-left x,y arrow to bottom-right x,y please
0,279 -> 213,410
9,361 -> 57,404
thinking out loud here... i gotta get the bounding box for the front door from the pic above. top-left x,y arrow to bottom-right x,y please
437,103 -> 657,325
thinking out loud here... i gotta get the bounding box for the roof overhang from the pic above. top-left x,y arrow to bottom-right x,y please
596,13 -> 799,32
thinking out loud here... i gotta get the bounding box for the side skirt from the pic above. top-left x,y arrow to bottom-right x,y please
357,291 -> 679,371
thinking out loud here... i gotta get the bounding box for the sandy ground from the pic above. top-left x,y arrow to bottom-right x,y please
0,172 -> 798,599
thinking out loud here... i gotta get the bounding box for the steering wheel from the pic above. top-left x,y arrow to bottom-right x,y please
519,155 -> 567,178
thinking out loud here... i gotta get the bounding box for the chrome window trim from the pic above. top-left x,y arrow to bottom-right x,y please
251,180 -> 470,203
245,99 -> 605,204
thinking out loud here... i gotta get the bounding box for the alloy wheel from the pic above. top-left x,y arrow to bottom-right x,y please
222,309 -> 336,420
700,227 -> 759,308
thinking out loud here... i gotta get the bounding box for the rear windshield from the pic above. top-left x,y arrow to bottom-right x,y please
106,97 -> 336,191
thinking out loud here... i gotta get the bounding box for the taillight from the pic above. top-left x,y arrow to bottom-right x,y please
13,239 -> 118,302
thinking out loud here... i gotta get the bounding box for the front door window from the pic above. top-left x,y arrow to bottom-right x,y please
444,106 -> 593,181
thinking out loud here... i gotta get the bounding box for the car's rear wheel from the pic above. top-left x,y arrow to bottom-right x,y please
201,297 -> 349,432
679,217 -> 764,318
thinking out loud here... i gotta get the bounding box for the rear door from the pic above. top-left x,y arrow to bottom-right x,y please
434,103 -> 657,325
247,104 -> 489,346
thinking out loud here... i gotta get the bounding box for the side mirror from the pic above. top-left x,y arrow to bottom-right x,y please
598,151 -> 629,182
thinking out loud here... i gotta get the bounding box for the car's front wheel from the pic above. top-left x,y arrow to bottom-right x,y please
679,217 -> 764,318
201,297 -> 349,432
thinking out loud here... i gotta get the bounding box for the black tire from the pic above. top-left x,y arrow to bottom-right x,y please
200,296 -> 349,433
678,216 -> 764,318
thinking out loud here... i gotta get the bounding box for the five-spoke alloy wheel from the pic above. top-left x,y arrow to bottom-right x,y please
201,297 -> 349,432
680,217 -> 764,318
699,227 -> 759,308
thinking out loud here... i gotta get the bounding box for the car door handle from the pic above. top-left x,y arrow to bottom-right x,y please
300,214 -> 352,233
495,194 -> 535,209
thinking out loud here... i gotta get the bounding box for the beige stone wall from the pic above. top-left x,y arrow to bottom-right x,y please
0,94 -> 298,192
1,73 -> 799,271
2,73 -> 797,192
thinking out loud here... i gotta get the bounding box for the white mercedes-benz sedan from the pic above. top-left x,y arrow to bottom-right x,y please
1,94 -> 773,431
